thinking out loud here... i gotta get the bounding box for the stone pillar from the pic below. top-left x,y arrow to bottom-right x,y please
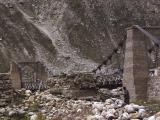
123,26 -> 149,101
10,62 -> 22,89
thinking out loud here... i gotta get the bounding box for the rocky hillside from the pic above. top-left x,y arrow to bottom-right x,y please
0,0 -> 160,74
0,2 -> 57,73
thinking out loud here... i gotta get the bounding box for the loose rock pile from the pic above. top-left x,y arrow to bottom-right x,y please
0,89 -> 93,120
147,112 -> 160,120
47,73 -> 96,90
0,69 -> 159,120
96,68 -> 123,89
90,99 -> 148,120
98,87 -> 124,101
0,89 -> 159,120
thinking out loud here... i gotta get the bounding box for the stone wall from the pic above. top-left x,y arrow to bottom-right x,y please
148,68 -> 160,102
18,62 -> 48,90
10,62 -> 48,90
0,73 -> 13,107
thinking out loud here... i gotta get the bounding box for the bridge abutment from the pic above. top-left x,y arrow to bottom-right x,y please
123,26 -> 160,102
123,26 -> 149,101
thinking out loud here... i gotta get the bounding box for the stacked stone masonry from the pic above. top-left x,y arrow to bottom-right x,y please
148,76 -> 160,102
123,26 -> 160,102
148,68 -> 160,102
0,73 -> 13,107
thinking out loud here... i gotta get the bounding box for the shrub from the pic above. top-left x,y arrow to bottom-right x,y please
36,113 -> 45,120
0,114 -> 30,120
30,102 -> 40,112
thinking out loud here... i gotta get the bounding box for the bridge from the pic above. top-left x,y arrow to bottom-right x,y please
93,25 -> 160,102
124,25 -> 160,102
1,25 -> 160,103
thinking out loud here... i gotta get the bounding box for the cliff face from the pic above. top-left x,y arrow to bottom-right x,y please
0,0 -> 160,74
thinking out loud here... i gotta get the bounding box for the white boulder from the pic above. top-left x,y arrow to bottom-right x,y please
87,115 -> 105,120
148,116 -> 156,120
92,108 -> 101,115
138,109 -> 146,118
18,109 -> 25,115
115,99 -> 124,108
124,105 -> 135,113
121,112 -> 130,120
93,102 -> 104,111
8,110 -> 16,116
0,108 -> 5,114
25,90 -> 32,96
131,103 -> 145,110
105,111 -> 115,119
30,114 -> 38,120
156,117 -> 160,120
101,110 -> 107,117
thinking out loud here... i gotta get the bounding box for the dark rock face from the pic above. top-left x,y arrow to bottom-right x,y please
0,0 -> 160,74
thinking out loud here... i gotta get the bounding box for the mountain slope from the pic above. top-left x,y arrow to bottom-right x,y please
0,0 -> 160,75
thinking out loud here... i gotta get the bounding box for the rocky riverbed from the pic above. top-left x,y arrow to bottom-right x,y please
0,89 -> 160,120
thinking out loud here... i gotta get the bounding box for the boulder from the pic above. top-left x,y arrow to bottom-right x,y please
105,99 -> 114,105
25,90 -> 32,96
101,110 -> 107,117
138,109 -> 147,118
0,108 -> 5,114
105,104 -> 115,109
131,103 -> 145,110
28,96 -> 35,102
92,108 -> 101,115
8,110 -> 17,116
115,99 -> 124,108
41,109 -> 47,114
155,112 -> 160,120
18,109 -> 25,115
92,102 -> 104,111
124,105 -> 135,113
148,116 -> 156,120
121,112 -> 130,120
77,109 -> 82,113
155,112 -> 160,117
105,111 -> 115,119
28,112 -> 34,116
30,114 -> 38,120
156,117 -> 160,120
87,115 -> 105,120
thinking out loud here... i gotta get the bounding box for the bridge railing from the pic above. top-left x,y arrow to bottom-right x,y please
93,25 -> 160,75
92,40 -> 125,73
134,25 -> 160,68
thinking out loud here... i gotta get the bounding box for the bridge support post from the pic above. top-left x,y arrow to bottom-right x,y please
10,62 -> 22,89
123,26 -> 149,102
